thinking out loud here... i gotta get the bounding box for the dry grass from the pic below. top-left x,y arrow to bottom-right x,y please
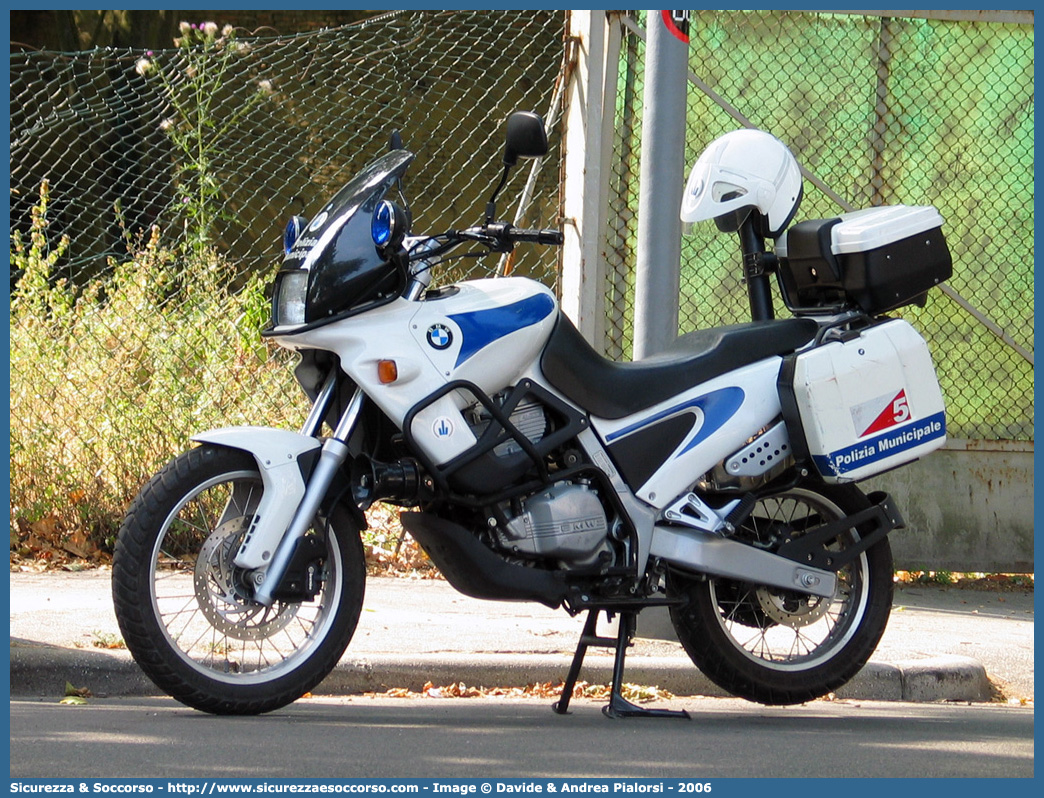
11,186 -> 298,555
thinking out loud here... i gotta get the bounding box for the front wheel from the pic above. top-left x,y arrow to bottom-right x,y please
668,481 -> 893,705
112,444 -> 366,714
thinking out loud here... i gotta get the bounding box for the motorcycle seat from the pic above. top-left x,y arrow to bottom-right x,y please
541,313 -> 819,419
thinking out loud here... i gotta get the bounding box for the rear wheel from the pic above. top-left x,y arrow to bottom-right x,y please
112,444 -> 365,714
668,482 -> 893,705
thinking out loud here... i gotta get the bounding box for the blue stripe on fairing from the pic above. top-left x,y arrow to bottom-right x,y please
604,387 -> 745,458
812,411 -> 946,477
448,293 -> 555,368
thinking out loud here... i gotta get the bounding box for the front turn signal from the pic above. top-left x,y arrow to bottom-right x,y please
377,360 -> 398,384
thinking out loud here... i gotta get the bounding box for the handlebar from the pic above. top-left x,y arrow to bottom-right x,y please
456,222 -> 563,251
405,223 -> 563,270
506,226 -> 565,246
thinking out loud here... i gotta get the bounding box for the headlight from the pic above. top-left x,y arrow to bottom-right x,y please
274,270 -> 308,326
371,199 -> 408,251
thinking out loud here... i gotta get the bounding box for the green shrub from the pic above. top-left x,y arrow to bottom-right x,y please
10,183 -> 300,553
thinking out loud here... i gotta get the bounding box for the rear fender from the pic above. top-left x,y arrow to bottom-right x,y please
192,427 -> 322,570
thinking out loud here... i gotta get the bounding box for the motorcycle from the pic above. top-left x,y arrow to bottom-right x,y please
112,111 -> 952,718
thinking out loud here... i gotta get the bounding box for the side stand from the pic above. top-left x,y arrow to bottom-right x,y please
552,608 -> 689,719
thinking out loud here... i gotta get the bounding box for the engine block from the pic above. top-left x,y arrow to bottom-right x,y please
498,482 -> 609,565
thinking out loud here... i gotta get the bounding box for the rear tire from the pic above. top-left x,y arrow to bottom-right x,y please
668,481 -> 893,705
112,444 -> 366,714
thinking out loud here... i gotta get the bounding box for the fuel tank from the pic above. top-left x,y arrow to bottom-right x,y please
408,278 -> 557,391
402,278 -> 558,465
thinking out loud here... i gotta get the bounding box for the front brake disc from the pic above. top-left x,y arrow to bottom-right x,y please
193,517 -> 297,640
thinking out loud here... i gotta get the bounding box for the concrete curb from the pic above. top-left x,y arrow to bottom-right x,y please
10,641 -> 156,698
892,655 -> 993,702
323,654 -> 726,697
10,640 -> 994,704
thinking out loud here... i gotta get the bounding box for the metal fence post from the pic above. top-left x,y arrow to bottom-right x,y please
632,10 -> 689,359
560,10 -> 621,354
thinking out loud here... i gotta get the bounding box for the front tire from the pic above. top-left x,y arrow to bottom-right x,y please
112,444 -> 366,714
668,481 -> 893,705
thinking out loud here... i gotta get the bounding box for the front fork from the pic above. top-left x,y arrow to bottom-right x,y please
243,244 -> 437,603
251,375 -> 363,605
193,371 -> 363,607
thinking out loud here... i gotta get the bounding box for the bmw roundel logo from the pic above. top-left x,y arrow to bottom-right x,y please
426,324 -> 453,350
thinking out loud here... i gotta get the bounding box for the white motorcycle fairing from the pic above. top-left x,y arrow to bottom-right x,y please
274,277 -> 558,466
590,356 -> 784,508
190,426 -> 321,570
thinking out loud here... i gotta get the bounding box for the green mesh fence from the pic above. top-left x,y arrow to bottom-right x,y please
6,9 -> 1034,553
604,10 -> 1033,442
9,10 -> 566,545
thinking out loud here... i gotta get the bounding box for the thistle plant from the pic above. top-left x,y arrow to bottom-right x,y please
137,22 -> 272,258
10,179 -> 73,320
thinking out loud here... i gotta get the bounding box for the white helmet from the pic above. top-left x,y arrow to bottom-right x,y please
680,129 -> 803,237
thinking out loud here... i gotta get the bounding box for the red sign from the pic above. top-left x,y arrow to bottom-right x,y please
661,10 -> 690,44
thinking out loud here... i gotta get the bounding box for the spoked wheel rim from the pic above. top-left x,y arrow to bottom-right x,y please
148,470 -> 343,685
709,488 -> 870,672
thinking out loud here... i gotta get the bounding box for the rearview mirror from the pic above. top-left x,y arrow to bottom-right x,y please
503,111 -> 548,167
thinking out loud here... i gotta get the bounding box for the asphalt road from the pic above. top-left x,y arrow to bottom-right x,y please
9,695 -> 1034,779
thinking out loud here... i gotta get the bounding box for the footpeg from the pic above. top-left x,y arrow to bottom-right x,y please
662,493 -> 740,536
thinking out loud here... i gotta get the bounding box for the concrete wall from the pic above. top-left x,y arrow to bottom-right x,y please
865,439 -> 1034,573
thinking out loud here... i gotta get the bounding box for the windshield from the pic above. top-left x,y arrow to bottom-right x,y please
284,149 -> 414,271
277,149 -> 415,327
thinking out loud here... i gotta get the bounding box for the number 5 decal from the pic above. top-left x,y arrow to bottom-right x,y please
861,389 -> 911,436
892,394 -> 911,423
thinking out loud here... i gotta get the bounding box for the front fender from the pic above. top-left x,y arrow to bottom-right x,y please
192,427 -> 322,570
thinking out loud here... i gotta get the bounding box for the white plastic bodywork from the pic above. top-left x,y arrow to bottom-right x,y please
589,356 -> 785,509
272,278 -> 558,466
775,205 -> 945,258
791,319 -> 947,483
191,427 -> 321,570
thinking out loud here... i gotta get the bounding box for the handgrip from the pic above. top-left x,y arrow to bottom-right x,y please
511,227 -> 564,245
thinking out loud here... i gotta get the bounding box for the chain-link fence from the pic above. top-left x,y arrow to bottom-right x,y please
7,9 -> 1034,555
10,10 -> 566,548
11,10 -> 565,284
603,10 -> 1033,443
